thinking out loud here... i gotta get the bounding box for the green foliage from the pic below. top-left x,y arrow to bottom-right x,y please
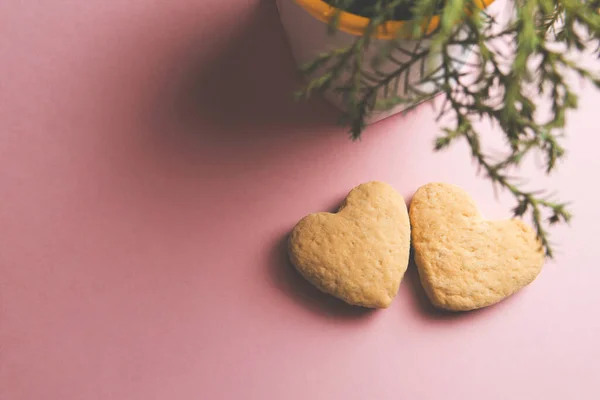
295,0 -> 600,257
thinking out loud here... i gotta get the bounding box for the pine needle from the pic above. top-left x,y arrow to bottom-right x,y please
295,0 -> 600,257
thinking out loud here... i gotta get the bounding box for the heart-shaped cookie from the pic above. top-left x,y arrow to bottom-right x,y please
410,182 -> 545,311
288,181 -> 411,308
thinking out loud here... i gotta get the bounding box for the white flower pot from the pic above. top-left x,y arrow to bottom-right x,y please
276,0 -> 496,124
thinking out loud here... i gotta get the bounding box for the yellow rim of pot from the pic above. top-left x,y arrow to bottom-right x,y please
295,0 -> 496,40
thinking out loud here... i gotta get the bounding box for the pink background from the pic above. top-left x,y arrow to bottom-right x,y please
1,1 -> 599,399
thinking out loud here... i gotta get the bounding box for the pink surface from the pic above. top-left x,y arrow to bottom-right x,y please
1,1 -> 599,399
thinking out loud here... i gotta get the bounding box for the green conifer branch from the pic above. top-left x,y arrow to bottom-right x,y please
294,0 -> 600,257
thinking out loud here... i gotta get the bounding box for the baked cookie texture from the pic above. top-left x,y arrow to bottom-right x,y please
410,182 -> 545,312
288,181 -> 411,308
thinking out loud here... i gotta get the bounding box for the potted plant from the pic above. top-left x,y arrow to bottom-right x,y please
277,0 -> 600,256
